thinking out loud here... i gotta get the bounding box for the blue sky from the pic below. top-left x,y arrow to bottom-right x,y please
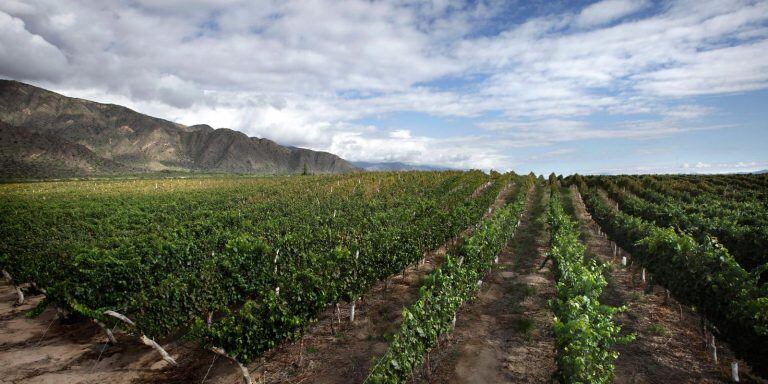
1,0 -> 767,174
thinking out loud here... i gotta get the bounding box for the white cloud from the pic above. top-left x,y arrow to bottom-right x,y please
635,39 -> 768,96
529,148 -> 577,160
389,129 -> 412,139
0,11 -> 68,81
575,0 -> 650,28
324,127 -> 510,170
475,118 -> 726,148
0,1 -> 36,15
662,104 -> 714,119
605,160 -> 768,174
49,12 -> 74,28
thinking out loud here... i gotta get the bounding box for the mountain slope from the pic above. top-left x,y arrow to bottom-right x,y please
0,80 -> 357,178
0,121 -> 133,179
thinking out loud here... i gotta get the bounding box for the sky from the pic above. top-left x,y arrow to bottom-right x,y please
1,0 -> 767,174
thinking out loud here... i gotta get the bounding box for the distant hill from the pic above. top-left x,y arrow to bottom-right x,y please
351,161 -> 454,171
754,169 -> 768,174
0,80 -> 357,179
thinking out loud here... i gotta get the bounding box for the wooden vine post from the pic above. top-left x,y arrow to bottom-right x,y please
94,319 -> 118,344
273,249 -> 280,274
2,269 -> 24,305
211,347 -> 252,384
350,250 -> 359,323
104,310 -> 177,366
335,303 -> 341,323
141,335 -> 178,366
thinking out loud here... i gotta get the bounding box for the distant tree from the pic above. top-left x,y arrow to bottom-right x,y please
302,162 -> 309,175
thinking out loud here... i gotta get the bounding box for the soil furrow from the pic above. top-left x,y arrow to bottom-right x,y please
426,183 -> 557,384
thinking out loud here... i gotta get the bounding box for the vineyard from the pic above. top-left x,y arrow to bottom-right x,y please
0,172 -> 766,383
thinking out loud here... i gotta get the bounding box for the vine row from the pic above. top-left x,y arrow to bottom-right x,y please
365,174 -> 533,383
547,181 -> 630,383
568,175 -> 768,378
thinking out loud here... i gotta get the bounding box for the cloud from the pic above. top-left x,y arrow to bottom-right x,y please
529,148 -> 577,161
0,1 -> 36,15
324,126 -> 510,170
475,118 -> 725,148
608,160 -> 768,174
389,129 -> 412,139
575,0 -> 650,28
0,11 -> 68,81
635,40 -> 768,96
661,104 -> 714,119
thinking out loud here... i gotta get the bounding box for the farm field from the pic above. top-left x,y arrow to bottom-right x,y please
0,172 -> 767,384
3,1 -> 768,383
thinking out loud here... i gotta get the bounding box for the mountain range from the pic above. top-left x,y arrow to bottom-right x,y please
0,80 -> 357,179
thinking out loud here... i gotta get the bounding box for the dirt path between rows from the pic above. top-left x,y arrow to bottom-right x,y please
569,186 -> 766,384
424,183 -> 557,384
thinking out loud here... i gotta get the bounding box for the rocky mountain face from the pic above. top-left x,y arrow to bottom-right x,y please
0,80 -> 357,179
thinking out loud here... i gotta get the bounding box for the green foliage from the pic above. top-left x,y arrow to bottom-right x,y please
0,171 -> 509,366
366,174 -> 534,383
569,177 -> 768,378
548,189 -> 632,384
595,176 -> 768,272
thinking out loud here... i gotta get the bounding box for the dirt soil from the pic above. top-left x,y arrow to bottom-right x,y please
425,183 -> 557,384
569,186 -> 766,384
0,183 -> 514,384
0,283 -> 169,384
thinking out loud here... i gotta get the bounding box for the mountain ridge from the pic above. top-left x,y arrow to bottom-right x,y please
0,80 -> 357,179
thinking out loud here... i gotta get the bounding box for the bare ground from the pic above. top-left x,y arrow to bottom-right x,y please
569,186 -> 766,384
0,183 -> 514,384
425,183 -> 557,384
0,283 -> 172,384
